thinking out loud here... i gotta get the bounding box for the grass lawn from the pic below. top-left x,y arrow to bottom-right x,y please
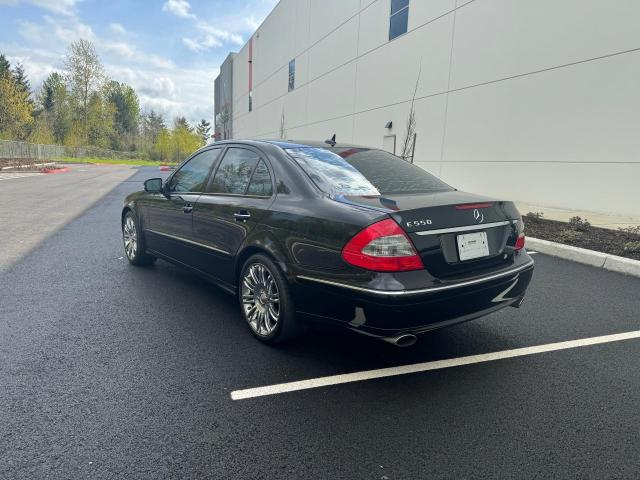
57,156 -> 177,167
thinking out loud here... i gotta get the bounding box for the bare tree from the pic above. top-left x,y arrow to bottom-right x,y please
399,61 -> 422,163
216,102 -> 231,140
64,39 -> 105,138
279,108 -> 286,139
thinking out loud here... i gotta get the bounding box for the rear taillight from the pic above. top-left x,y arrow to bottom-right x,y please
514,216 -> 525,250
342,219 -> 424,272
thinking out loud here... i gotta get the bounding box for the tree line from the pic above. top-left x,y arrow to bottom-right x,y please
0,39 -> 211,162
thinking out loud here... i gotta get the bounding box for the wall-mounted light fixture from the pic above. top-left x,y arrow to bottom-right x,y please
385,121 -> 393,129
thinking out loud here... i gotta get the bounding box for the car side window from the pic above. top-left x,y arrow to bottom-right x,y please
246,161 -> 273,196
209,148 -> 260,194
169,149 -> 220,193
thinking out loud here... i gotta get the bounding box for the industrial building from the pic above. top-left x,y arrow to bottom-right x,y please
214,0 -> 640,217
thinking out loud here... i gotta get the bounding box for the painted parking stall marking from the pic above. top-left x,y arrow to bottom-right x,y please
231,330 -> 640,400
0,172 -> 43,181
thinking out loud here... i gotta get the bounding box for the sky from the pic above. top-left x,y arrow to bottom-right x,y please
0,0 -> 278,125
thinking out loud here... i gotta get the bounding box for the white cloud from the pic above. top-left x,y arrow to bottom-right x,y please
186,21 -> 244,51
147,55 -> 175,70
42,15 -> 95,43
102,41 -> 135,58
15,15 -> 175,72
18,20 -> 43,42
245,15 -> 261,31
108,63 -> 217,124
150,77 -> 177,98
161,1 -> 245,52
109,23 -> 125,34
183,35 -> 222,52
13,14 -> 94,51
196,23 -> 243,46
99,43 -> 174,70
0,0 -> 80,16
162,0 -> 194,19
229,33 -> 243,45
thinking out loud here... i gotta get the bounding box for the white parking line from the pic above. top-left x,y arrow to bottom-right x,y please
230,330 -> 640,400
0,172 -> 42,181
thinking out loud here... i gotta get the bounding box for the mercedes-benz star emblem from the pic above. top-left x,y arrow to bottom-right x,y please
473,208 -> 484,224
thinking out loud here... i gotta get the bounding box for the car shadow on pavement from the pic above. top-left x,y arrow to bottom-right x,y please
137,257 -> 523,377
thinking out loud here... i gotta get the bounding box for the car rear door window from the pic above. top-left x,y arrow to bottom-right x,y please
209,147 -> 260,194
169,149 -> 220,193
246,160 -> 273,196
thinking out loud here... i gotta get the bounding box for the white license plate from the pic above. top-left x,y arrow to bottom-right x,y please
457,231 -> 490,261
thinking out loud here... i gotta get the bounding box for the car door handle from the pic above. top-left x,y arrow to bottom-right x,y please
183,203 -> 193,213
234,211 -> 251,221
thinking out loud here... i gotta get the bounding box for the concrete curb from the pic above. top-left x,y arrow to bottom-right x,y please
526,237 -> 640,278
41,167 -> 70,174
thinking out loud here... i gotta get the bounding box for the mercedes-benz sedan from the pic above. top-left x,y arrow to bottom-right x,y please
121,140 -> 534,347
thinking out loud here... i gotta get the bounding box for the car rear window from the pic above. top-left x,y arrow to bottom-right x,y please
286,147 -> 380,196
286,147 -> 452,195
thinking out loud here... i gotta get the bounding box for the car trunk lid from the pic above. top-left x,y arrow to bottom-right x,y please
336,191 -> 522,279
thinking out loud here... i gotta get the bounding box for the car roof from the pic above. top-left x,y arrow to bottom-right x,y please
211,139 -> 371,150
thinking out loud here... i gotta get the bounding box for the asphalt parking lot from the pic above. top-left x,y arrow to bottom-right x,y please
1,167 -> 639,479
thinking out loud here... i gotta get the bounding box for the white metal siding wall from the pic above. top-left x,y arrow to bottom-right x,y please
230,0 -> 640,217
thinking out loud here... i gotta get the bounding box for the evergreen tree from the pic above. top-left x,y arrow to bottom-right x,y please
195,119 -> 211,145
173,116 -> 191,131
104,80 -> 140,150
12,62 -> 31,97
141,110 -> 166,144
41,73 -> 59,113
141,110 -> 167,160
40,72 -> 72,143
104,81 -> 140,135
0,54 -> 11,79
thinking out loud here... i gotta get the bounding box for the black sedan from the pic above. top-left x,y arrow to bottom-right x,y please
122,140 -> 534,347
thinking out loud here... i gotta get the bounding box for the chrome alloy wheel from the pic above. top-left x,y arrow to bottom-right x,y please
241,263 -> 280,336
123,216 -> 138,260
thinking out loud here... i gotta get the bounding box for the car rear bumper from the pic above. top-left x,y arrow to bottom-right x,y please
292,259 -> 534,336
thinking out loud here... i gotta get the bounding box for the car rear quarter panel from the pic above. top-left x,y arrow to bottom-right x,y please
249,195 -> 385,275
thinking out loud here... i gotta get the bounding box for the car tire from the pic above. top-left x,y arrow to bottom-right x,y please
122,211 -> 156,266
239,253 -> 299,345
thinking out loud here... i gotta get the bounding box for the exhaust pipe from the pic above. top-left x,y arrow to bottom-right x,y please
382,333 -> 417,348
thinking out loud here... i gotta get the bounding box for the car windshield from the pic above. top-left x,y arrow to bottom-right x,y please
286,147 -> 452,195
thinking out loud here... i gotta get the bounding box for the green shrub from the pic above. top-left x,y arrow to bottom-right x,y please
526,211 -> 544,219
623,241 -> 640,253
618,225 -> 640,236
558,229 -> 582,244
568,216 -> 591,232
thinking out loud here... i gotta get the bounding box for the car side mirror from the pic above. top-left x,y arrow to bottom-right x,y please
144,178 -> 163,193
